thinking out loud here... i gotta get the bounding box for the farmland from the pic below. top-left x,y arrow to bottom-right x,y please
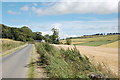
58,35 -> 119,76
53,44 -> 118,76
100,40 -> 120,48
35,42 -> 117,78
60,35 -> 119,47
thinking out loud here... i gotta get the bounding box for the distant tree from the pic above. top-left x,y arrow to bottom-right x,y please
33,32 -> 43,40
2,24 -> 13,39
66,38 -> 72,45
20,26 -> 33,41
51,28 -> 59,44
44,34 -> 50,42
2,24 -> 34,42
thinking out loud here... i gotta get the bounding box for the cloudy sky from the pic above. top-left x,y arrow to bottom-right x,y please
2,0 -> 118,39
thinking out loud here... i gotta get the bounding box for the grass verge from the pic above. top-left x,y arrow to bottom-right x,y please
28,44 -> 34,79
2,39 -> 25,52
1,44 -> 27,57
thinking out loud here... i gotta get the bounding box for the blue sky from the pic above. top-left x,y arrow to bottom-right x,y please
2,1 -> 118,38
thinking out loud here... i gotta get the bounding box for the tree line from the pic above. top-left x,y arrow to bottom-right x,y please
83,33 -> 120,36
64,32 -> 120,40
1,24 -> 60,44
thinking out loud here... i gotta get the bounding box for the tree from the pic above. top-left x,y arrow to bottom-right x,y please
51,28 -> 59,44
20,26 -> 33,41
66,38 -> 72,45
33,32 -> 43,40
2,24 -> 34,42
2,24 -> 13,39
44,34 -> 50,42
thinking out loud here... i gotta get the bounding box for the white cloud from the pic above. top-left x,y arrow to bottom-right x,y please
43,23 -> 78,39
67,20 -> 118,23
41,31 -> 53,36
21,5 -> 29,11
51,23 -> 62,30
28,20 -> 117,38
59,33 -> 78,39
41,30 -> 78,39
32,0 -> 118,16
41,2 -> 55,6
33,3 -> 37,6
8,10 -> 21,15
40,23 -> 62,35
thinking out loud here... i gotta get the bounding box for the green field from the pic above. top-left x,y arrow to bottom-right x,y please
100,40 -> 120,48
60,35 -> 119,47
75,40 -> 116,46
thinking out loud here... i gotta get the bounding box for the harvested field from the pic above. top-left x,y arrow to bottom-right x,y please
53,44 -> 119,75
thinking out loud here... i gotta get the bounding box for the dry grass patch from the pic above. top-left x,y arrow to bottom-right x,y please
1,38 -> 25,53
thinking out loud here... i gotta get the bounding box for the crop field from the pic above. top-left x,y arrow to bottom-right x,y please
0,38 -> 25,53
100,40 -> 120,48
35,43 -> 116,78
60,35 -> 119,47
53,44 -> 118,76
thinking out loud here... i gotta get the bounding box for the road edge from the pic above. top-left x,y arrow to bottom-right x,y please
28,44 -> 35,78
1,44 -> 28,57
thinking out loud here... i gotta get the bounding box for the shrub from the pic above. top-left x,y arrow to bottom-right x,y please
66,39 -> 72,45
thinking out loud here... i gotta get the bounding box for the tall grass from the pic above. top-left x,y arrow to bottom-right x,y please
1,39 -> 25,52
35,42 -> 115,78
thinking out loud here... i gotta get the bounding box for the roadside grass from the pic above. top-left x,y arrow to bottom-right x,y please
35,42 -> 116,78
28,44 -> 34,79
60,35 -> 119,46
1,39 -> 25,53
2,46 -> 22,57
28,57 -> 34,79
28,44 -> 48,78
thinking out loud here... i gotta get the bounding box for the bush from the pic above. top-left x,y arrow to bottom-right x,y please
66,39 -> 72,45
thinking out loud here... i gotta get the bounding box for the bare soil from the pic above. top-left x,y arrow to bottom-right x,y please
33,45 -> 48,78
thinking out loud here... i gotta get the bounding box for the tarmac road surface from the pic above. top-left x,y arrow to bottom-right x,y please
2,44 -> 33,78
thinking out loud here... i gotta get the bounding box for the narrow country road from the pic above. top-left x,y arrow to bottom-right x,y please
2,44 -> 33,78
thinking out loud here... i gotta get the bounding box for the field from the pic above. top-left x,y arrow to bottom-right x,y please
35,43 -> 117,78
100,40 -> 120,48
60,35 -> 119,47
0,38 -> 25,53
53,44 -> 118,76
58,35 -> 119,77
